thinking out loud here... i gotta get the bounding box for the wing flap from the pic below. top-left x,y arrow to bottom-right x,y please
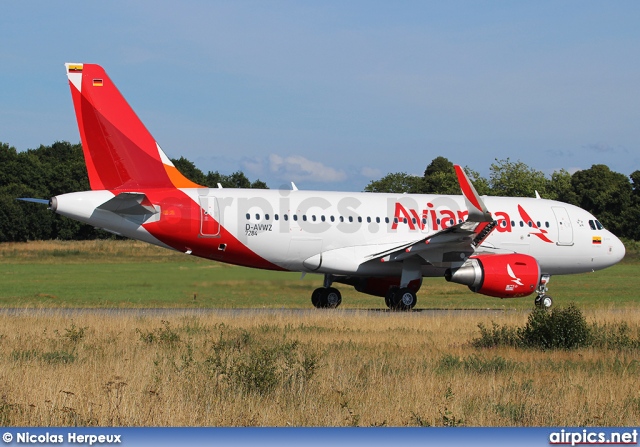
371,220 -> 491,267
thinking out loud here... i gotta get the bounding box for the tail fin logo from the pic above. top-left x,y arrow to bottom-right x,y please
65,63 -> 203,191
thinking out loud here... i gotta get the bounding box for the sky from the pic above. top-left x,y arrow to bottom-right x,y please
1,1 -> 639,191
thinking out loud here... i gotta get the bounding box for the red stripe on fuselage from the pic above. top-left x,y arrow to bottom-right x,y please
137,188 -> 285,271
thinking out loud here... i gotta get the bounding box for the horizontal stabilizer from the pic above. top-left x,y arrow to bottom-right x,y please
97,192 -> 158,216
17,198 -> 50,206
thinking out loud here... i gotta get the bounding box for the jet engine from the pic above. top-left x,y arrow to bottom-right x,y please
445,253 -> 540,298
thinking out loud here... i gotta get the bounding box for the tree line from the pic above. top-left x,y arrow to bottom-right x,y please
0,141 -> 267,242
365,156 -> 640,240
1,142 -> 639,242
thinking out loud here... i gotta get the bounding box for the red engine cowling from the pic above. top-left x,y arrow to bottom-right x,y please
445,253 -> 540,298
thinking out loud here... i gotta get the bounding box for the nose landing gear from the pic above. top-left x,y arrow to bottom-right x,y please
534,274 -> 553,308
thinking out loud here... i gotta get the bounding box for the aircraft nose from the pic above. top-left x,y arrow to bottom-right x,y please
607,233 -> 626,265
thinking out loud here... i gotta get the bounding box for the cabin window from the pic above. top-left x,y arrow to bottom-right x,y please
265,214 -> 270,220
330,216 -> 335,222
274,214 -> 279,221
367,217 -> 371,223
358,217 -> 362,223
255,213 -> 260,220
302,215 -> 307,222
246,213 -> 250,220
340,216 -> 344,223
376,217 -> 381,224
293,215 -> 298,221
284,214 -> 289,221
348,216 -> 354,223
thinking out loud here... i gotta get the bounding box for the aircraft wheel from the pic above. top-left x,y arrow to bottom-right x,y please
385,287 -> 399,309
325,287 -> 342,309
311,288 -> 324,308
534,295 -> 553,309
393,287 -> 417,311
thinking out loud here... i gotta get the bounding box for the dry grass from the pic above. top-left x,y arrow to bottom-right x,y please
1,309 -> 639,426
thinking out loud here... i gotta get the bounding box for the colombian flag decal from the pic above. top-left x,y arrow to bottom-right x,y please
593,236 -> 602,245
93,79 -> 104,87
68,64 -> 83,73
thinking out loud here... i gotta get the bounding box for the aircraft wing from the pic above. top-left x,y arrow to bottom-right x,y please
368,165 -> 496,268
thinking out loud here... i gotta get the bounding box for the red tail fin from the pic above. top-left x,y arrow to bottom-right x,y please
65,63 -> 201,190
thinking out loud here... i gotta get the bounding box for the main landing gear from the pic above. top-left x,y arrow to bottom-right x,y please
384,287 -> 417,311
534,274 -> 553,309
311,287 -> 342,309
384,257 -> 420,311
311,274 -> 342,309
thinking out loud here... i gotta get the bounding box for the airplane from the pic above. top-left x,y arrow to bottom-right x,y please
23,63 -> 627,310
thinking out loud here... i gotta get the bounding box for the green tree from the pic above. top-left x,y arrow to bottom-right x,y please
225,171 -> 252,189
621,170 -> 640,240
548,169 -> 577,204
462,166 -> 491,196
364,172 -> 425,193
571,165 -> 631,236
171,157 -> 207,186
250,179 -> 269,189
489,158 -> 550,198
422,157 -> 490,195
423,157 -> 458,194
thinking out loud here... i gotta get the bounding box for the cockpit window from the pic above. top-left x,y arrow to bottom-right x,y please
589,220 -> 596,230
595,220 -> 604,230
589,219 -> 605,230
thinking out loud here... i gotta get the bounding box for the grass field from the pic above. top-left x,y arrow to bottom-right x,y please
0,240 -> 639,427
0,240 -> 638,309
1,309 -> 640,426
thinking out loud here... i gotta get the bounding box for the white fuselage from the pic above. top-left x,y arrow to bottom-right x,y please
53,188 -> 626,278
